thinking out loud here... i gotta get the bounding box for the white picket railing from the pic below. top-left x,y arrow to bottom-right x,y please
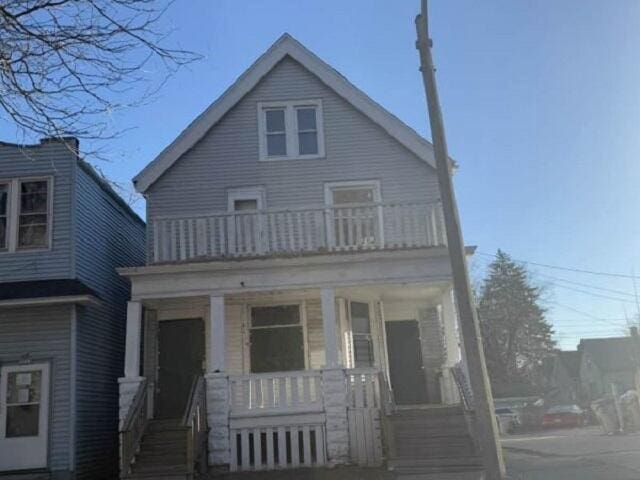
230,421 -> 326,472
229,371 -> 323,416
151,201 -> 445,263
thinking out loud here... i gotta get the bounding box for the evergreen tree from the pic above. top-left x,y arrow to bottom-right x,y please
478,250 -> 555,395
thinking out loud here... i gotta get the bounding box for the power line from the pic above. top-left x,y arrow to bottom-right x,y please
550,283 -> 637,305
476,251 -> 640,280
533,272 -> 637,298
549,301 -> 629,328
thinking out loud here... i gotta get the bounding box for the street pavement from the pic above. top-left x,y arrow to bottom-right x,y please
503,426 -> 640,479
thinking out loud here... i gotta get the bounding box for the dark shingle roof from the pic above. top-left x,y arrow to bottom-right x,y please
557,350 -> 582,378
0,279 -> 97,301
579,337 -> 636,373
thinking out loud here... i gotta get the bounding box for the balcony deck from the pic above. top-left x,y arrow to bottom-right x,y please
151,201 -> 446,264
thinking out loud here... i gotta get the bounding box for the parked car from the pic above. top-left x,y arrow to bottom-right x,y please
542,404 -> 586,429
495,407 -> 521,434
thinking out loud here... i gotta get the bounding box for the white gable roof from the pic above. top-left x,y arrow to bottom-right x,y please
133,33 -> 437,193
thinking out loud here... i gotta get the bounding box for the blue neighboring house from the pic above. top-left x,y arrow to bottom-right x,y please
0,138 -> 145,479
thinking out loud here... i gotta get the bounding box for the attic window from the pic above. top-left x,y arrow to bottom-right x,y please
258,100 -> 325,161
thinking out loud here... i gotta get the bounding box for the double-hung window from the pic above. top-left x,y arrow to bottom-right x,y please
0,178 -> 52,252
258,100 -> 324,161
18,180 -> 49,249
249,305 -> 306,373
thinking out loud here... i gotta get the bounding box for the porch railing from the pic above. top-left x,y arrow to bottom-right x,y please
182,375 -> 208,477
119,379 -> 148,478
229,370 -> 323,416
151,200 -> 445,263
345,368 -> 384,467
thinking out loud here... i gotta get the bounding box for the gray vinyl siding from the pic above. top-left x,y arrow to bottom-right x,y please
146,56 -> 440,258
0,141 -> 74,281
0,305 -> 73,474
73,163 -> 145,479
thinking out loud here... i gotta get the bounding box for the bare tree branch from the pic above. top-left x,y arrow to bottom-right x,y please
0,0 -> 201,143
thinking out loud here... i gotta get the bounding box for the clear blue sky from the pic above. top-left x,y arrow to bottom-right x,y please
4,1 -> 640,349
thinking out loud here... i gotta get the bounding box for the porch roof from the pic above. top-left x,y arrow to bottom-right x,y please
0,278 -> 99,307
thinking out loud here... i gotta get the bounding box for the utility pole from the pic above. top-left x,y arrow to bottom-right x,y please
415,2 -> 506,478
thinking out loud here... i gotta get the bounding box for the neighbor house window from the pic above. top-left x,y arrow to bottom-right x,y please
258,100 -> 324,160
249,305 -> 305,373
18,180 -> 49,249
0,183 -> 7,250
350,302 -> 374,367
0,177 -> 51,252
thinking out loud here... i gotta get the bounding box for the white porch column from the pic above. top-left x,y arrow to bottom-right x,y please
124,301 -> 142,378
205,294 -> 230,466
119,301 -> 144,427
442,286 -> 462,367
320,287 -> 349,464
321,288 -> 340,369
208,295 -> 226,373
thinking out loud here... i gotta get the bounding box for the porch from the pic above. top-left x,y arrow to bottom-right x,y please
118,282 -> 466,477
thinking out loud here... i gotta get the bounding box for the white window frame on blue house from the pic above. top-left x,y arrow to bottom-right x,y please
0,176 -> 53,253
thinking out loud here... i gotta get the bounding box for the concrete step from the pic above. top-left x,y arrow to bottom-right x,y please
388,456 -> 483,471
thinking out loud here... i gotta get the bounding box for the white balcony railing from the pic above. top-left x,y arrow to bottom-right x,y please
151,201 -> 445,263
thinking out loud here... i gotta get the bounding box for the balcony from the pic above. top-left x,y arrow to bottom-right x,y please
151,201 -> 446,263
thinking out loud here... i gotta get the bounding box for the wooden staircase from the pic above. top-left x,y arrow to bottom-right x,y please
385,405 -> 484,479
124,419 -> 192,480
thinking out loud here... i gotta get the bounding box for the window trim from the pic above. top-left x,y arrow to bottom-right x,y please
0,176 -> 53,254
324,180 -> 384,248
324,180 -> 382,206
257,99 -> 325,161
227,186 -> 266,212
347,300 -> 377,369
244,301 -> 309,374
0,181 -> 9,251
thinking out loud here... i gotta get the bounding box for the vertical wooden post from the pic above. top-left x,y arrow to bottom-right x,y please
415,2 -> 505,478
321,288 -> 340,369
209,295 -> 226,373
124,301 -> 142,378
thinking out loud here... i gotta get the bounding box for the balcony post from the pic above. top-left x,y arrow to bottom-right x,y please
205,294 -> 229,466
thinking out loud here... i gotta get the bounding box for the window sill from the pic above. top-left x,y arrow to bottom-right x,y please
0,246 -> 51,255
259,154 -> 325,162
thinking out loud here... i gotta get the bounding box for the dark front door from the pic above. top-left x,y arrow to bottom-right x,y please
385,320 -> 428,405
156,319 -> 204,419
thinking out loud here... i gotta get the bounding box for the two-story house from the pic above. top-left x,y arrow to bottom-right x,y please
0,138 -> 146,479
578,337 -> 636,402
117,34 -> 482,479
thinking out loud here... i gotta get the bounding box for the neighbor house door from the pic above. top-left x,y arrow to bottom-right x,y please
385,320 -> 428,405
0,363 -> 50,471
156,319 -> 204,419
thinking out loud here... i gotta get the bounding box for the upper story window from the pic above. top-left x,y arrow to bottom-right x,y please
258,100 -> 325,161
0,184 -> 8,250
18,180 -> 49,249
0,177 -> 52,253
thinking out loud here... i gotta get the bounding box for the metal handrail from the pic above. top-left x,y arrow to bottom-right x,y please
182,375 -> 208,476
119,379 -> 148,477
